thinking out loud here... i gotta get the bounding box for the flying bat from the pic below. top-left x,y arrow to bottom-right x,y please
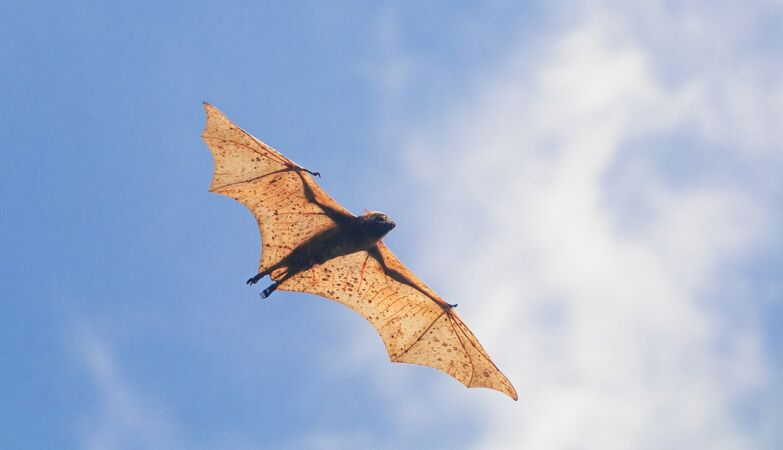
201,103 -> 517,400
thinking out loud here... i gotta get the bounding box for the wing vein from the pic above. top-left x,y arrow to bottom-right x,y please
448,314 -> 475,386
454,319 -> 494,362
394,310 -> 447,361
376,290 -> 397,309
213,167 -> 299,191
381,302 -> 411,328
202,135 -> 292,167
381,294 -> 404,314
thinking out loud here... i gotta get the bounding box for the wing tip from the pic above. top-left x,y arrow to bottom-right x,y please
201,102 -> 230,142
202,102 -> 221,120
389,357 -> 519,401
202,102 -> 215,137
468,379 -> 518,401
508,385 -> 519,401
496,371 -> 518,401
469,374 -> 518,401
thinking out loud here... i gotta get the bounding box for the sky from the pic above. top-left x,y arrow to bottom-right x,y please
1,1 -> 782,449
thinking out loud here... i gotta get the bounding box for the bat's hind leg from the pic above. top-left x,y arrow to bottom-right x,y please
258,269 -> 294,299
260,282 -> 280,299
246,270 -> 269,286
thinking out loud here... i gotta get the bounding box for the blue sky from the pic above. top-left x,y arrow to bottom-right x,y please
2,1 -> 782,449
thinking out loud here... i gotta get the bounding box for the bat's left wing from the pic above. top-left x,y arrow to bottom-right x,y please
281,241 -> 518,400
201,103 -> 354,275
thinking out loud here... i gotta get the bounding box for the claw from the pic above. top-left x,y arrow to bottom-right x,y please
247,273 -> 263,286
260,282 -> 278,299
301,167 -> 320,177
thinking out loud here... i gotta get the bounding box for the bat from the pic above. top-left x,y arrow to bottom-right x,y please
201,103 -> 517,400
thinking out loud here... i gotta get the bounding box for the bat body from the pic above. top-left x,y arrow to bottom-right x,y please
202,103 -> 517,400
247,211 -> 397,299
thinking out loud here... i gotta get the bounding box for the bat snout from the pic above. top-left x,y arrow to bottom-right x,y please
383,219 -> 396,232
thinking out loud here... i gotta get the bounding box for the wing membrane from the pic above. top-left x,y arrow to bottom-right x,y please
201,103 -> 353,272
281,243 -> 518,400
202,103 -> 516,400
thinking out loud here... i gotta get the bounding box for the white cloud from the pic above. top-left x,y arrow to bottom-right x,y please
74,332 -> 388,450
383,2 -> 780,449
76,334 -> 183,450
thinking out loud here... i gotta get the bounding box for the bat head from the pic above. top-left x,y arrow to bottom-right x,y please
360,210 -> 396,238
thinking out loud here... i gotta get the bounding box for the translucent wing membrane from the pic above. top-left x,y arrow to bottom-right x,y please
281,243 -> 518,400
202,103 -> 353,272
202,103 -> 516,400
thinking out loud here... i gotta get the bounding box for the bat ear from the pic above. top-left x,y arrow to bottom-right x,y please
363,208 -> 370,216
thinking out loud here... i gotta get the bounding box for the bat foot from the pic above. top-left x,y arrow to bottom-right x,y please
260,282 -> 279,299
247,273 -> 264,286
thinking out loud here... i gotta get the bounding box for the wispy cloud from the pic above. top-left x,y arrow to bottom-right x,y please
71,3 -> 782,449
381,2 -> 780,448
74,332 -> 392,450
75,334 -> 183,450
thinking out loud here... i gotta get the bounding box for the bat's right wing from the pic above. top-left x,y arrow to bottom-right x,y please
281,242 -> 518,400
201,103 -> 354,274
